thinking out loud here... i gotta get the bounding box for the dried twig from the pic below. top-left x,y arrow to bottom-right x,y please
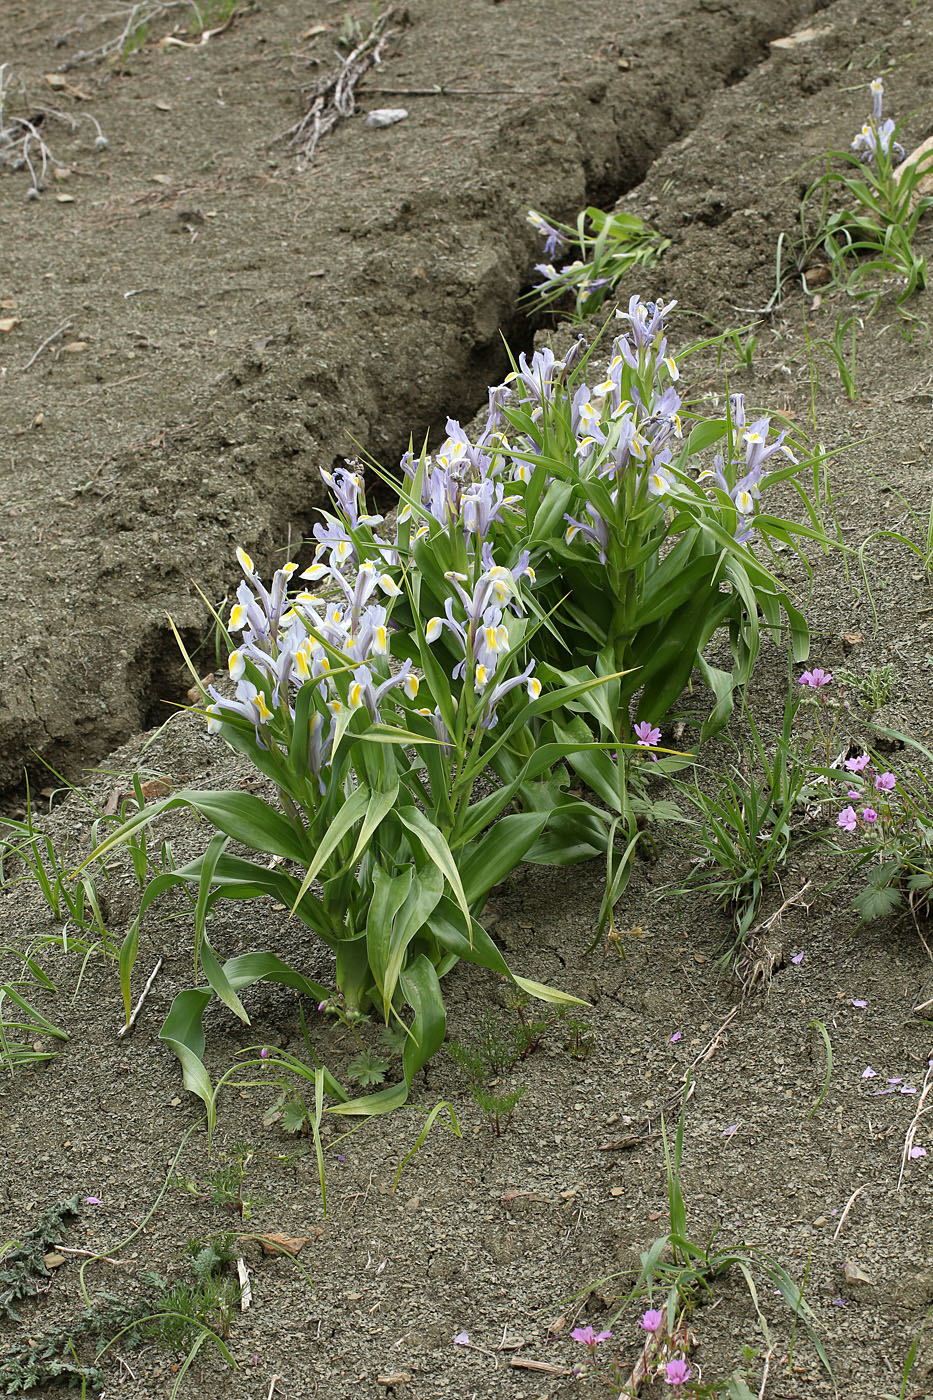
117,956 -> 163,1037
237,1257 -> 252,1311
684,1005 -> 740,1077
20,320 -> 74,372
58,1 -> 245,69
281,8 -> 398,162
600,1005 -> 738,1151
508,1357 -> 571,1375
897,1055 -> 933,1191
0,64 -> 56,196
833,1183 -> 867,1240
52,1245 -> 129,1265
365,85 -> 553,98
33,104 -> 108,149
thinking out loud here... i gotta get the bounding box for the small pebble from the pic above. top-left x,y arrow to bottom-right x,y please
365,108 -> 408,128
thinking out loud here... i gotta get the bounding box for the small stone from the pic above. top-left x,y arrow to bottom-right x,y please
770,26 -> 831,49
365,108 -> 408,128
170,1096 -> 181,1107
843,1260 -> 872,1285
43,1252 -> 66,1269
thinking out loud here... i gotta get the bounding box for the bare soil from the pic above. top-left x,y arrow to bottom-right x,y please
2,1 -> 933,1398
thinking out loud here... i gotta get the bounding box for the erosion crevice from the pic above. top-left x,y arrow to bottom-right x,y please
0,0 -> 840,799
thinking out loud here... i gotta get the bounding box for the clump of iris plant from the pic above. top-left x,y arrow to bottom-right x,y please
792,74 -> 932,313
386,294 -> 818,747
524,203 -> 670,321
79,470 -> 611,1125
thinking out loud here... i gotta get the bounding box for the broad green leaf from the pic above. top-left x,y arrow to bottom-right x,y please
199,934 -> 250,1025
186,791 -> 312,862
348,782 -> 399,867
396,806 -> 470,926
685,417 -> 727,456
429,897 -> 511,978
458,812 -> 548,907
75,789 -> 311,873
290,783 -> 370,911
118,921 -> 139,1026
696,656 -> 738,742
329,1078 -> 410,1116
154,852 -> 333,941
221,951 -> 331,1001
288,679 -> 318,773
194,832 -> 229,973
512,975 -> 588,1007
524,805 -> 609,864
399,954 -> 446,1085
379,865 -> 446,1019
159,955 -> 338,1129
366,864 -> 414,1015
159,987 -> 216,1127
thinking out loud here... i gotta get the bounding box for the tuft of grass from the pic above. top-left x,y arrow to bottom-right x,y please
881,1303 -> 932,1400
813,312 -> 862,400
575,1085 -> 832,1388
807,1019 -> 833,1118
448,1027 -> 529,1135
59,0 -> 250,69
0,957 -> 69,1071
675,702 -> 821,965
858,494 -> 933,634
0,782 -> 114,945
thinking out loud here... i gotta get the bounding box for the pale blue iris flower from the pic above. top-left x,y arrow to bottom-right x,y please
851,78 -> 904,163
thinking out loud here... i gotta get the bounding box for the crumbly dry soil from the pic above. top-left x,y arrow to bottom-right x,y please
2,0 -> 933,1398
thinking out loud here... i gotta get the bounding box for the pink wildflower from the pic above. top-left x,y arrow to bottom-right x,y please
571,1325 -> 612,1347
799,668 -> 832,688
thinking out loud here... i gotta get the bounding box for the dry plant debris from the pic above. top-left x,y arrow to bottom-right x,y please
281,8 -> 399,163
